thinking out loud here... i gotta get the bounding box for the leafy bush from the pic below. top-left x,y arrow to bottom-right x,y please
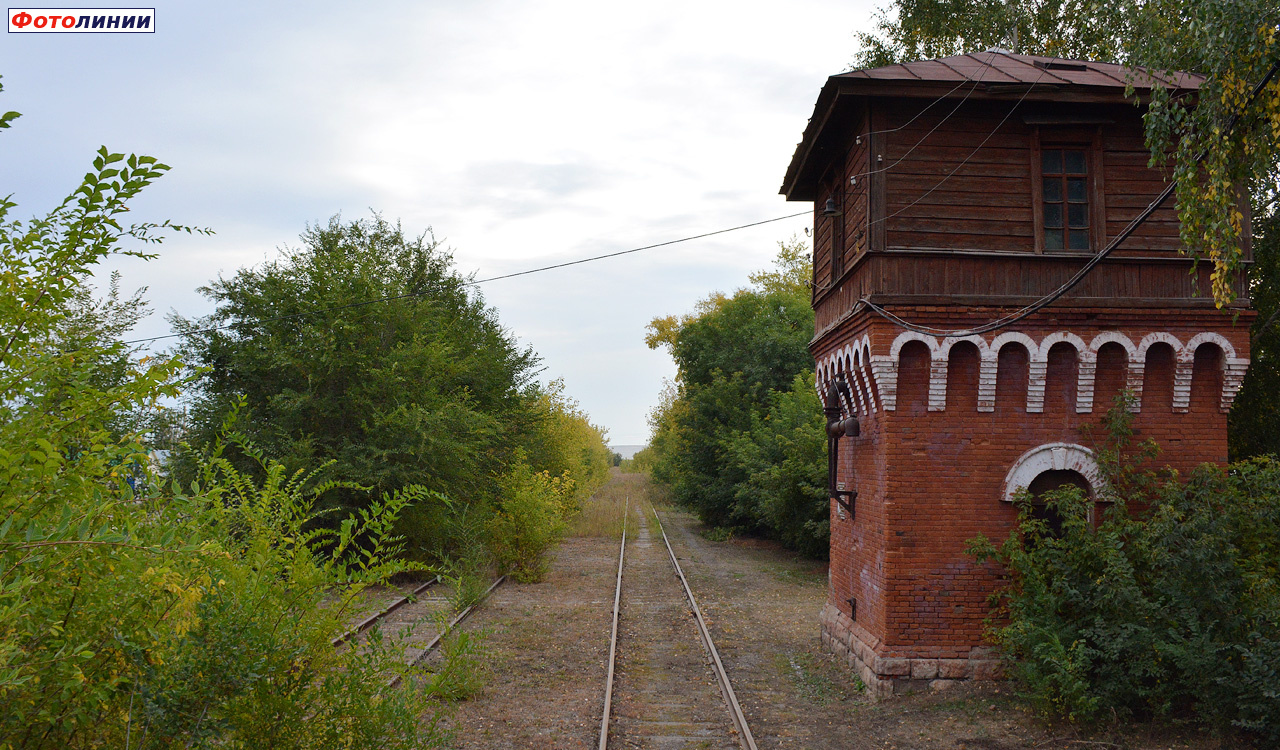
727,370 -> 829,558
522,378 -> 613,507
0,88 -> 455,748
487,463 -> 574,582
172,217 -> 612,566
970,401 -> 1280,742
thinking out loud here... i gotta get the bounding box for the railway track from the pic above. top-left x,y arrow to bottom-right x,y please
333,573 -> 506,688
598,502 -> 758,750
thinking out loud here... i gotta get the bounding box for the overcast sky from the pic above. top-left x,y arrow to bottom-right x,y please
1,0 -> 878,445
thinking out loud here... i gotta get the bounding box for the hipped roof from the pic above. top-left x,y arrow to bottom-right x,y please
780,50 -> 1203,200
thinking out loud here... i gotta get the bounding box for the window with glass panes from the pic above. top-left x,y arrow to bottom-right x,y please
1041,148 -> 1089,250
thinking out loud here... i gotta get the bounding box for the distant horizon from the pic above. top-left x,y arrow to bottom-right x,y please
609,444 -> 647,460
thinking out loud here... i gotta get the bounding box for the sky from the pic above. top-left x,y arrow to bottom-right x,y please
1,0 -> 878,445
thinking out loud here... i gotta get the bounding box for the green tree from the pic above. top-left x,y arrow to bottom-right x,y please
0,79 -> 446,748
726,371 -> 829,558
1230,203 -> 1280,458
645,238 -> 830,555
520,378 -> 613,509
174,215 -> 540,515
855,0 -> 1130,69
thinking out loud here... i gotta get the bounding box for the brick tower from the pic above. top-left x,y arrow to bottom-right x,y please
779,52 -> 1254,697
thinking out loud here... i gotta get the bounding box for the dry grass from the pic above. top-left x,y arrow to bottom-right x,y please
569,469 -> 648,538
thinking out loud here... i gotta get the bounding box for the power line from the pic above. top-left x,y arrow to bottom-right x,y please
861,56 -> 1280,338
875,61 -> 1047,228
812,57 -> 1047,296
863,177 -> 1176,337
851,49 -> 1004,184
121,210 -> 810,347
471,211 -> 808,284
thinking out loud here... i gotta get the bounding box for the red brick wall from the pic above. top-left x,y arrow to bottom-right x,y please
816,307 -> 1250,664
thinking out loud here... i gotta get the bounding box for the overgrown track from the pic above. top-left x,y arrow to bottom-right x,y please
331,576 -> 441,648
332,574 -> 506,688
598,502 -> 758,750
386,575 -> 506,688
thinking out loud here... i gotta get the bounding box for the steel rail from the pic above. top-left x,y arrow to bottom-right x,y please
597,499 -> 629,750
650,504 -> 759,750
330,575 -> 441,648
387,574 -> 508,688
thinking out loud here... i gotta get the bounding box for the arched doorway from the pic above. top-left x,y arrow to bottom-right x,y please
1025,468 -> 1093,536
1003,443 -> 1104,535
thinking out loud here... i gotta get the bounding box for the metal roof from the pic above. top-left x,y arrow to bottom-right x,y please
780,52 -> 1203,200
837,50 -> 1204,92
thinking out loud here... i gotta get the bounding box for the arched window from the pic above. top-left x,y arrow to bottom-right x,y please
1026,469 -> 1092,537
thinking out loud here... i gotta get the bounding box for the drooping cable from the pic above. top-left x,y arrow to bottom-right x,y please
120,210 -> 810,347
860,56 -> 1280,338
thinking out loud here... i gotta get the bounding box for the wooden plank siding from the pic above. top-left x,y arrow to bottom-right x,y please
814,108 -> 871,293
812,254 -> 1239,334
810,96 -> 1245,328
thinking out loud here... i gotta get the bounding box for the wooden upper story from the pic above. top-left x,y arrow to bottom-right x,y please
780,52 -> 1250,329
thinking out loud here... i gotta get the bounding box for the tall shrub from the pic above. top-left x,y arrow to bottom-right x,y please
971,402 -> 1280,741
0,86 -> 451,747
644,240 -> 830,556
173,215 -> 541,516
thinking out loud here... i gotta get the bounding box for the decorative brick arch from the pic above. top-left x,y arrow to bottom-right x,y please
933,335 -> 986,413
889,331 -> 940,359
1036,332 -> 1090,413
881,332 -> 941,411
1177,332 -> 1252,412
1082,332 -> 1137,413
1132,332 -> 1182,412
844,350 -> 868,414
1036,331 -> 1089,360
1181,331 -> 1236,361
852,345 -> 877,414
980,332 -> 1038,412
1089,331 -> 1137,358
1136,331 -> 1184,361
1002,443 -> 1105,504
1179,332 -> 1241,413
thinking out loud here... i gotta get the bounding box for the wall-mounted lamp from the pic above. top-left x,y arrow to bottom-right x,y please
822,198 -> 841,217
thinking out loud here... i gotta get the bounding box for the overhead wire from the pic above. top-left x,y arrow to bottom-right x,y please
120,210 -> 811,347
109,54 -> 1279,350
860,55 -> 1280,338
850,49 -> 1004,184
810,51 -> 1046,297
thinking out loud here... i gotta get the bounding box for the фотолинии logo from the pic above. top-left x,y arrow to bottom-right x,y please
8,8 -> 154,32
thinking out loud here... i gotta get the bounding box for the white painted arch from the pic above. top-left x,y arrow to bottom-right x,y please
1002,442 -> 1104,504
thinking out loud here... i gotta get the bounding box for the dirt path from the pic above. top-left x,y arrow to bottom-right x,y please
436,474 -> 1219,750
437,534 -> 618,749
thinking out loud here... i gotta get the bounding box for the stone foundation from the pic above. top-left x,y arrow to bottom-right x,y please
820,604 -> 1002,699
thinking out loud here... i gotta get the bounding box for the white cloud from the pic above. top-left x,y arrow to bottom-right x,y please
0,0 -> 876,444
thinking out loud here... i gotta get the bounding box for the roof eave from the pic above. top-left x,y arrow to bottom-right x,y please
780,75 -> 1194,202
